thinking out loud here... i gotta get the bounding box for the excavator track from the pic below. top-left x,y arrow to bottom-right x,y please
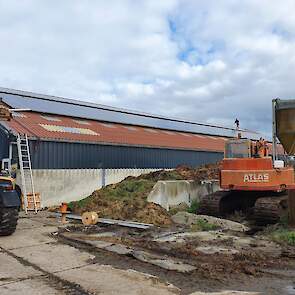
198,191 -> 229,217
199,190 -> 288,225
198,191 -> 288,225
198,190 -> 258,217
253,194 -> 288,225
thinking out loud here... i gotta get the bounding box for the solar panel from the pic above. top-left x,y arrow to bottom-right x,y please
0,88 -> 263,140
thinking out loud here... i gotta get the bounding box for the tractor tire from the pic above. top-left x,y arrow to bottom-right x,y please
0,207 -> 19,236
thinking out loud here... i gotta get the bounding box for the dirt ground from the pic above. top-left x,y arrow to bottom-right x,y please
58,213 -> 295,295
1,211 -> 294,294
54,164 -> 295,294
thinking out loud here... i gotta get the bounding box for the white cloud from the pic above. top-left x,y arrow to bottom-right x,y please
1,0 -> 295,135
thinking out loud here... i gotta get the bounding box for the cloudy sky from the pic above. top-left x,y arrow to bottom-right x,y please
0,0 -> 294,135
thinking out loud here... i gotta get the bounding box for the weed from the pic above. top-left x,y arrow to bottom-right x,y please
69,179 -> 155,212
270,229 -> 295,246
191,219 -> 219,231
68,197 -> 89,210
187,200 -> 199,214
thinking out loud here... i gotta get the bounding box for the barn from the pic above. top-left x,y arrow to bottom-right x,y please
0,87 -> 261,206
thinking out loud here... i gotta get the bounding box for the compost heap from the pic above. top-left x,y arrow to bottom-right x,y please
70,163 -> 220,226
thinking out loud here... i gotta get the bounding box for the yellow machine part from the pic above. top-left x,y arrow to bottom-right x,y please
0,176 -> 15,189
276,107 -> 295,155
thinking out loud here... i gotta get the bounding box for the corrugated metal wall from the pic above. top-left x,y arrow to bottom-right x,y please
26,140 -> 223,169
0,128 -> 9,161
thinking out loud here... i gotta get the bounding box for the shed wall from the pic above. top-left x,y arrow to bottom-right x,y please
0,128 -> 9,161
27,140 -> 223,169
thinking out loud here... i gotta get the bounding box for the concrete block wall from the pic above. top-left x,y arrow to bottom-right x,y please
147,180 -> 220,211
16,168 -> 160,207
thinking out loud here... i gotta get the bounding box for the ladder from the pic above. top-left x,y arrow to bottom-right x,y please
16,134 -> 38,214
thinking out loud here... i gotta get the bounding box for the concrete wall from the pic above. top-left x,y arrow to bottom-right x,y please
147,180 -> 220,211
16,168 -> 160,207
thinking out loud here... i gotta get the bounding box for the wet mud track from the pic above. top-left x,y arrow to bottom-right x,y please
58,223 -> 295,295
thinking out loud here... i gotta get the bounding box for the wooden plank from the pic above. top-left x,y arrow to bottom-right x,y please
0,106 -> 11,120
288,189 -> 295,227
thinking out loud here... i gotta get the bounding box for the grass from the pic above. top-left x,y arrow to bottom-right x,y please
191,219 -> 219,231
270,228 -> 295,246
261,214 -> 295,246
187,200 -> 199,214
68,197 -> 89,210
99,179 -> 155,201
68,179 -> 155,211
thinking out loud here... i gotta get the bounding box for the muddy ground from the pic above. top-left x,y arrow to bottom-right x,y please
57,214 -> 295,295
64,164 -> 295,294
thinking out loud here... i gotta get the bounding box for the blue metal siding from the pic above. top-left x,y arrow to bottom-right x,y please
0,128 -> 9,161
28,140 -> 223,169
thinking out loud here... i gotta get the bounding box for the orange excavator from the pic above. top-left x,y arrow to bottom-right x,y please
199,98 -> 295,224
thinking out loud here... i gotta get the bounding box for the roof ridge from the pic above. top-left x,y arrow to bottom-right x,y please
0,86 -> 245,132
0,87 -> 268,138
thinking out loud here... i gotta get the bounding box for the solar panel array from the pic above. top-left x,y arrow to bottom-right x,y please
0,87 -> 262,140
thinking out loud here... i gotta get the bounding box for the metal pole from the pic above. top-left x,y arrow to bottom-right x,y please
272,98 -> 278,162
8,143 -> 12,173
288,190 -> 295,227
102,167 -> 106,187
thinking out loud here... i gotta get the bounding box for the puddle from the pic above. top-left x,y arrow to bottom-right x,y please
286,285 -> 295,295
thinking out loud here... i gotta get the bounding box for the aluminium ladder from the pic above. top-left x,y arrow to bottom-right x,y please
16,134 -> 38,213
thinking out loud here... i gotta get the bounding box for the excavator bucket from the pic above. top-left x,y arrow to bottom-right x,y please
275,99 -> 295,155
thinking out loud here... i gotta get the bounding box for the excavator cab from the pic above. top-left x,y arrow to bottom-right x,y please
224,139 -> 252,159
224,138 -> 269,159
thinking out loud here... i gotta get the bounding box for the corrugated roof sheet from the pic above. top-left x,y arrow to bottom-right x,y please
0,87 -> 262,139
4,111 -> 227,152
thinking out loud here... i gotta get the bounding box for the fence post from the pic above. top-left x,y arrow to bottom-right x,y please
288,189 -> 295,227
101,168 -> 106,188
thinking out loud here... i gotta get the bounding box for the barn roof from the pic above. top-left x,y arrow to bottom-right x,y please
0,87 -> 270,153
2,111 -> 227,152
0,87 -> 262,140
